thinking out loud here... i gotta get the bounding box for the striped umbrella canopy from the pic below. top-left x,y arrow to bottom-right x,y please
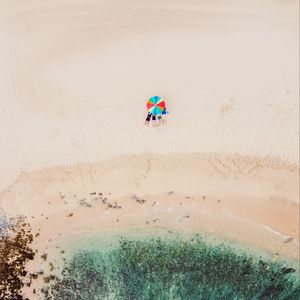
147,96 -> 166,115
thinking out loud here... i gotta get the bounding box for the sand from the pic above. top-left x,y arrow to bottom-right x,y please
0,0 -> 299,191
0,1 -> 299,298
0,154 -> 298,258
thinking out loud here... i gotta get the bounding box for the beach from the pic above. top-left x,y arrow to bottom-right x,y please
1,153 -> 299,298
1,153 -> 299,257
0,0 -> 299,298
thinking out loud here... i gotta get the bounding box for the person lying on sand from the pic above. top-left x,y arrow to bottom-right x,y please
151,114 -> 157,127
157,115 -> 162,126
145,112 -> 152,126
161,108 -> 168,124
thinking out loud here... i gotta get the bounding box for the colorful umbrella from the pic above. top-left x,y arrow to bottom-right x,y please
147,96 -> 166,115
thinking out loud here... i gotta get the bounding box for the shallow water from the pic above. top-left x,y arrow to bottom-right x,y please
41,231 -> 299,300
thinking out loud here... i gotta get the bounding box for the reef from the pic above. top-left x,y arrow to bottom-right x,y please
42,235 -> 299,299
0,216 -> 36,300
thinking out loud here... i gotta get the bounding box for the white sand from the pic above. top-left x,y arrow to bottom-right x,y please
0,0 -> 299,191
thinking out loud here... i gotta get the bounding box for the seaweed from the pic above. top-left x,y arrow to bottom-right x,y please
0,219 -> 36,300
42,236 -> 300,299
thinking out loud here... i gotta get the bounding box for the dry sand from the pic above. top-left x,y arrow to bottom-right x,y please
0,0 -> 299,191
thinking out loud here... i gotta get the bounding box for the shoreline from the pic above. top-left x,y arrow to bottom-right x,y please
0,153 -> 298,262
1,152 -> 298,298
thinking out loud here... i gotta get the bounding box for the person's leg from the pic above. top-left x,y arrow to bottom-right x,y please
158,115 -> 163,126
156,116 -> 160,126
156,117 -> 160,127
152,115 -> 156,127
145,113 -> 151,126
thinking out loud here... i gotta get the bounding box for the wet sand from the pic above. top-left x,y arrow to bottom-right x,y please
1,154 -> 298,260
0,153 -> 298,298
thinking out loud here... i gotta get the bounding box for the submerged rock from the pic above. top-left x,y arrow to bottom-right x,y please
41,235 -> 300,299
0,217 -> 36,299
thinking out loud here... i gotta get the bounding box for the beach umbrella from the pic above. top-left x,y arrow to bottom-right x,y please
147,96 -> 165,115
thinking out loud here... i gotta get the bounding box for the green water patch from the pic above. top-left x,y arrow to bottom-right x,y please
41,234 -> 299,300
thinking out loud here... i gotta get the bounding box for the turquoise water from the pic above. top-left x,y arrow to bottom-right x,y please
42,233 -> 299,300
